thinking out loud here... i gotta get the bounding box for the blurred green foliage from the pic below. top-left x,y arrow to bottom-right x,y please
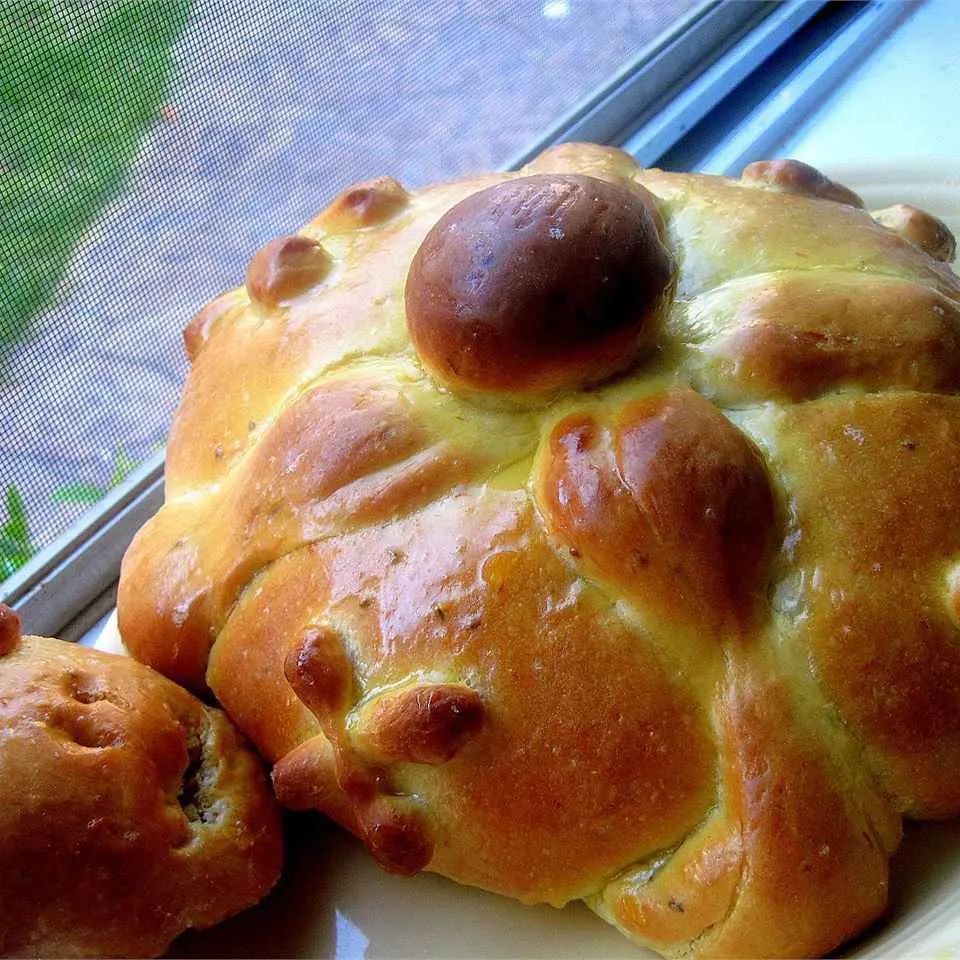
0,0 -> 190,355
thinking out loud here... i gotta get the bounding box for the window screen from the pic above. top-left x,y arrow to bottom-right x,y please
1,0 -> 699,581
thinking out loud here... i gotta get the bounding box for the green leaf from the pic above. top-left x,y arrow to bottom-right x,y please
0,555 -> 24,580
0,485 -> 34,578
108,445 -> 139,487
52,482 -> 107,505
2,485 -> 29,547
0,533 -> 29,559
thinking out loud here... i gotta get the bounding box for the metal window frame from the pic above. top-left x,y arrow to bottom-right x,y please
673,0 -> 915,176
509,0 -> 830,167
652,0 -> 920,176
2,0 -> 841,639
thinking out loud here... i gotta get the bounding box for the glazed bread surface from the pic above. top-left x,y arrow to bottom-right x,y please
0,607 -> 282,958
118,143 -> 960,958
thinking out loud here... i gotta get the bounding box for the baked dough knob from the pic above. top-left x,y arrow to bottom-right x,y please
353,682 -> 486,765
282,625 -> 435,876
872,203 -> 957,262
522,141 -> 641,183
245,234 -> 332,308
0,603 -> 19,656
405,174 -> 675,395
538,388 -> 776,637
284,622 -> 355,717
741,158 -> 864,208
310,176 -> 410,231
182,289 -> 243,362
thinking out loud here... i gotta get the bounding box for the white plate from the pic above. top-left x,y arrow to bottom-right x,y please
94,168 -> 960,958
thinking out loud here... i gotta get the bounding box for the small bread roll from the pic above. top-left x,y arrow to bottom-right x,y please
0,606 -> 282,958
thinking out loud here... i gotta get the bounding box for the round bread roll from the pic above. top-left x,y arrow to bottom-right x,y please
118,143 -> 960,958
0,606 -> 282,958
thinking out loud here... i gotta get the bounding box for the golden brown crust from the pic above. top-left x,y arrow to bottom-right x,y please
637,167 -> 960,300
603,650 -> 897,958
183,289 -> 244,362
117,501 -> 219,692
523,141 -> 642,183
537,388 -> 776,639
693,656 -> 892,959
119,369 -> 530,691
0,627 -> 281,958
353,682 -> 486,765
271,735 -> 356,825
213,491 -> 715,904
161,177 -> 511,495
118,143 -> 960,958
680,272 -> 960,403
696,664 -> 892,959
608,812 -> 743,947
757,392 -> 960,818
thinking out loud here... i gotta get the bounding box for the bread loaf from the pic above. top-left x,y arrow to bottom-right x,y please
118,142 -> 960,958
0,606 -> 282,958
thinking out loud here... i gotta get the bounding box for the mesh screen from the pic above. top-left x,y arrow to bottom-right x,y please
0,0 -> 697,580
